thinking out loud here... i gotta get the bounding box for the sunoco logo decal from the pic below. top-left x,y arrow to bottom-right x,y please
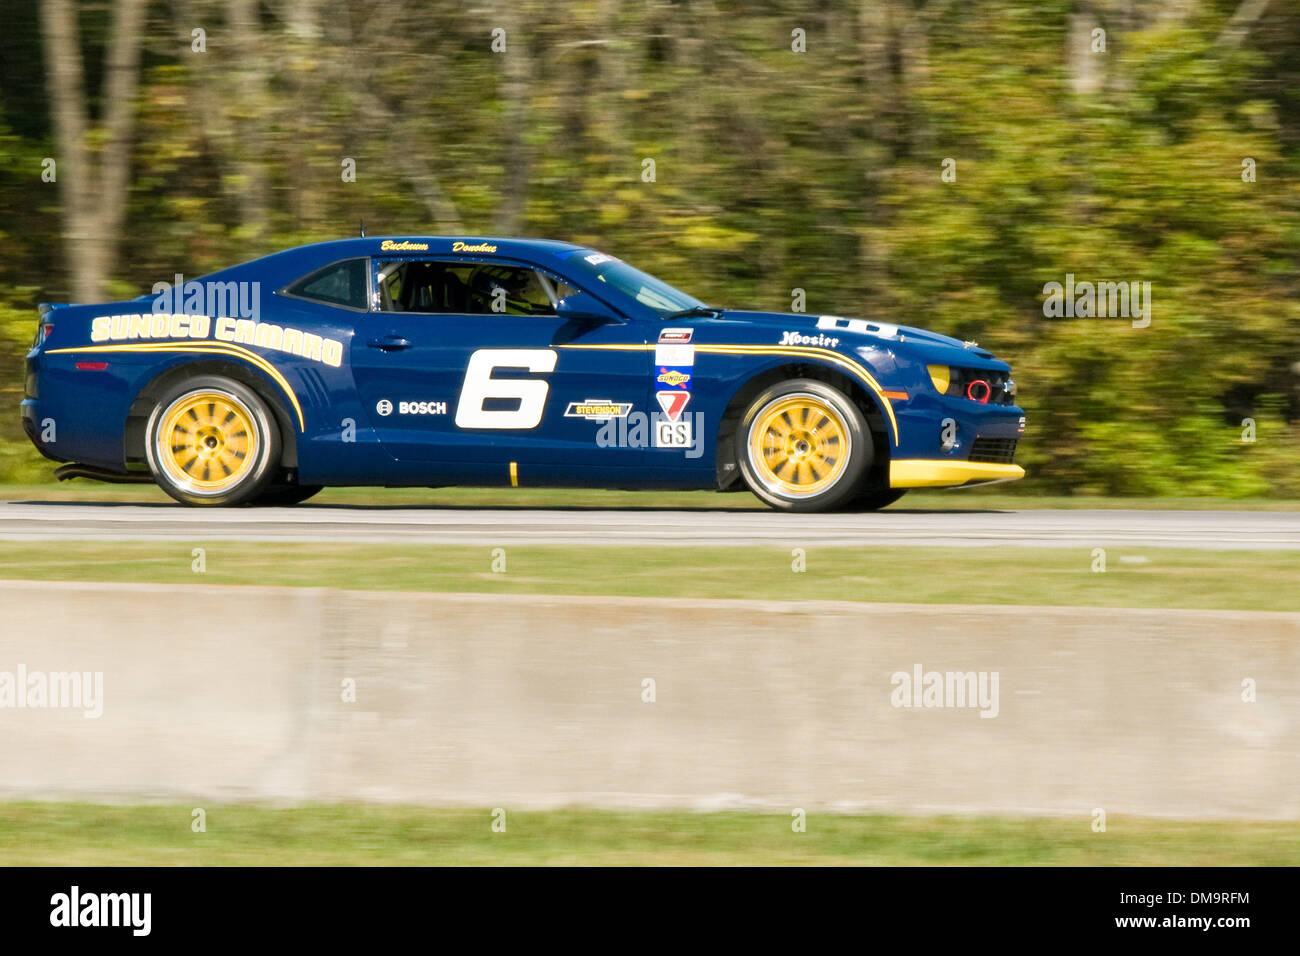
656,368 -> 691,388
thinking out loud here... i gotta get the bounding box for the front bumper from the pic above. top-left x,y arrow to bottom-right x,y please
885,377 -> 1026,487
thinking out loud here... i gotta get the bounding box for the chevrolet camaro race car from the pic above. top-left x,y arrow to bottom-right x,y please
22,237 -> 1025,511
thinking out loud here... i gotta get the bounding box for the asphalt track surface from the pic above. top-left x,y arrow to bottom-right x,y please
1,500 -> 1298,548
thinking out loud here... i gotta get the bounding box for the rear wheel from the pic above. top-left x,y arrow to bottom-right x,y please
145,376 -> 280,506
735,378 -> 872,512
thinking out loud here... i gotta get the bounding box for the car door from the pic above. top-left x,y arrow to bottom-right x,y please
349,256 -> 649,476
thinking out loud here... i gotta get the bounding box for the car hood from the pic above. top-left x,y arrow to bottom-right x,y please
700,310 -> 1010,369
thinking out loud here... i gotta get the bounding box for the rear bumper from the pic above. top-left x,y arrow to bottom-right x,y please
21,397 -> 69,463
889,459 -> 1025,488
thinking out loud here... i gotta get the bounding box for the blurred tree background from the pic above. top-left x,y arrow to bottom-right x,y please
0,0 -> 1296,493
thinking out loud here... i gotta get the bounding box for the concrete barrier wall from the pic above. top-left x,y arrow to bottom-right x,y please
1,580 -> 1297,818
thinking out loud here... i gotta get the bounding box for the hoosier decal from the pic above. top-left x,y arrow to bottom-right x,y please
779,330 -> 840,348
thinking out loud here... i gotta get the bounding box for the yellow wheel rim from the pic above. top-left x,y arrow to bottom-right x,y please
747,393 -> 851,497
156,390 -> 259,494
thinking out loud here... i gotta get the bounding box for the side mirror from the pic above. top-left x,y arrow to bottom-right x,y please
555,292 -> 621,324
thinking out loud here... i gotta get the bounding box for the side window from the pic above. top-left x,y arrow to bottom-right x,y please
375,260 -> 564,316
284,258 -> 369,310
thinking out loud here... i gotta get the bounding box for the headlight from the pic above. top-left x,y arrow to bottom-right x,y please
927,364 -> 950,393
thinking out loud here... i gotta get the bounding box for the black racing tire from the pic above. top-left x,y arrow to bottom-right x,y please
734,378 -> 872,512
252,483 -> 324,506
144,375 -> 281,507
847,488 -> 907,511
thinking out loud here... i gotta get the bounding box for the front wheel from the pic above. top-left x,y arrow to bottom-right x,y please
145,376 -> 281,506
735,378 -> 872,512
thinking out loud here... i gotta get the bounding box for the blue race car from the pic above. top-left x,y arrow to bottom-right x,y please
22,237 -> 1024,511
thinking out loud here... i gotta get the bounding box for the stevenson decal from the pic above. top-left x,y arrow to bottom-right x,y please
565,401 -> 633,421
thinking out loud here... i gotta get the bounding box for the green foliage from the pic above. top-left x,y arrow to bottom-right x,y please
0,291 -> 50,483
3,802 -> 1298,865
1,0 -> 1297,493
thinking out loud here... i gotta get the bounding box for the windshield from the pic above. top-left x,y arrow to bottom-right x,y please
565,251 -> 705,316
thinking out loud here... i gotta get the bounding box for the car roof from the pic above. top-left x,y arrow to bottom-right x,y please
203,236 -> 591,283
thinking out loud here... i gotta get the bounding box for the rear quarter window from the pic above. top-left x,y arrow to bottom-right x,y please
283,258 -> 369,310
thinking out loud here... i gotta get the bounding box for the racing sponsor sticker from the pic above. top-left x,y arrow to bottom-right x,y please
656,367 -> 691,389
377,399 -> 447,415
655,391 -> 691,422
658,327 -> 693,344
779,330 -> 840,348
564,400 -> 633,421
398,401 -> 447,415
654,343 -> 694,366
654,416 -> 693,449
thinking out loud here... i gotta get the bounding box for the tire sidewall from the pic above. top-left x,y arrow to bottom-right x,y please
145,375 -> 281,506
735,378 -> 873,512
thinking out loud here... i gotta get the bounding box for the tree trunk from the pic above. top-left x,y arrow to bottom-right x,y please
226,0 -> 271,239
494,0 -> 533,235
40,0 -> 146,302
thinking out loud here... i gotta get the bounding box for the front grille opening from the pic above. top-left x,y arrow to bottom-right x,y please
968,437 -> 1018,464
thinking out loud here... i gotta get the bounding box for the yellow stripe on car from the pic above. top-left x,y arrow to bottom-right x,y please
48,342 -> 306,431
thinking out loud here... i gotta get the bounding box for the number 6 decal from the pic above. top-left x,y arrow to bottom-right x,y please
455,348 -> 558,429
